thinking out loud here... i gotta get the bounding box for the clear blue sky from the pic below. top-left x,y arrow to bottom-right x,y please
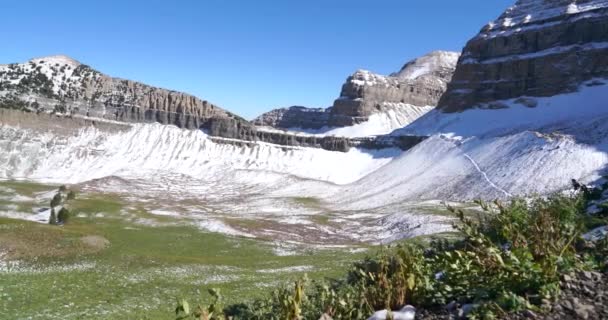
1,0 -> 513,119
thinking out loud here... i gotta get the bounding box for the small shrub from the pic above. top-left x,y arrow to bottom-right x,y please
176,289 -> 224,320
57,207 -> 70,224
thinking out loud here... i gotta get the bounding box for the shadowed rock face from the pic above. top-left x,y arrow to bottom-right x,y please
251,106 -> 331,129
439,0 -> 608,112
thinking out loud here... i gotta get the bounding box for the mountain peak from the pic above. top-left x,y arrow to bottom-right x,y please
29,55 -> 81,67
392,50 -> 460,81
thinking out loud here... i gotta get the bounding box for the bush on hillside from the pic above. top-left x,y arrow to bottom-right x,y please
57,207 -> 71,224
48,186 -> 77,225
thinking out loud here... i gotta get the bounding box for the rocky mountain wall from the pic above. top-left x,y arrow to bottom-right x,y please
439,0 -> 608,112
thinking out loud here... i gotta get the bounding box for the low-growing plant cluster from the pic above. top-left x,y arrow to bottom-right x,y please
176,192 -> 608,320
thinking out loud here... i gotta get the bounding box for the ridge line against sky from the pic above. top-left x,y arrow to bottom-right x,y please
1,0 -> 513,119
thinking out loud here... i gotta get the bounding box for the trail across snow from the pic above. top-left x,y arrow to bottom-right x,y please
461,153 -> 512,198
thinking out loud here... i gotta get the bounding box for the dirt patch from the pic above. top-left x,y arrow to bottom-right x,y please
0,222 -> 109,260
80,235 -> 110,251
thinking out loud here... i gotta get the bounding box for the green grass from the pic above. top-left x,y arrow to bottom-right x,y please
0,181 -> 369,319
291,196 -> 322,208
0,180 -> 58,196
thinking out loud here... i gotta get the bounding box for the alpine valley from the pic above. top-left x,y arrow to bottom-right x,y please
1,0 -> 608,319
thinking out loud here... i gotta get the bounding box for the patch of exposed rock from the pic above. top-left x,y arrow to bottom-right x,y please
439,0 -> 608,112
413,270 -> 608,319
252,106 -> 331,129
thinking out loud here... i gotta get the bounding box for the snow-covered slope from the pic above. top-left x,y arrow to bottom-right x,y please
328,81 -> 608,207
267,103 -> 433,138
398,81 -> 608,138
0,121 -> 398,185
1,117 -> 443,244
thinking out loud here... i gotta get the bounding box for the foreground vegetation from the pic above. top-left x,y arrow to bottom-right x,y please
177,192 -> 608,319
2,179 -> 607,319
0,181 -> 369,319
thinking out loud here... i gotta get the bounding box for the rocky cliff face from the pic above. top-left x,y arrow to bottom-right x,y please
0,56 -> 362,151
251,106 -> 331,129
439,0 -> 608,112
0,55 -> 240,127
254,51 -> 459,131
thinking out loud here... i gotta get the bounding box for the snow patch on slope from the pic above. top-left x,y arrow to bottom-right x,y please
392,51 -> 460,81
396,80 -> 608,138
481,0 -> 608,39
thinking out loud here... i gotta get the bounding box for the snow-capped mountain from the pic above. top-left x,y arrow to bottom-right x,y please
0,55 -> 234,125
1,0 -> 608,243
0,55 -> 369,152
253,51 -> 460,137
354,0 -> 608,201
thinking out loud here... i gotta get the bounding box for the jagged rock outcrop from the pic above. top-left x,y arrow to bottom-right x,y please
439,0 -> 608,112
254,51 -> 459,131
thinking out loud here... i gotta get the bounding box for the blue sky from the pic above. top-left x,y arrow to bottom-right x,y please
1,0 -> 513,119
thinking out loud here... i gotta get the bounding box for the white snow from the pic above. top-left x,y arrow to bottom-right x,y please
0,55 -> 96,98
396,79 -> 608,138
392,51 -> 460,81
479,0 -> 608,39
367,305 -> 416,320
333,80 -> 608,205
0,122 -> 398,185
148,209 -> 180,217
257,265 -> 315,273
350,69 -> 398,88
197,219 -> 253,238
462,42 -> 608,65
267,104 -> 434,138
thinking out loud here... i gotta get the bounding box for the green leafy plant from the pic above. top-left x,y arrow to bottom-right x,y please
176,288 -> 224,320
198,191 -> 606,320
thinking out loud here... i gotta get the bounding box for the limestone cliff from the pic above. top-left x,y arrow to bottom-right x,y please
254,51 -> 459,132
439,0 -> 608,112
